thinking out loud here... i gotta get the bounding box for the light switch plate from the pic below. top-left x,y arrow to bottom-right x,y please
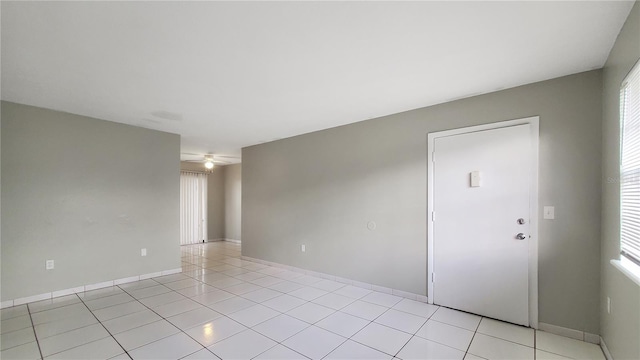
470,171 -> 481,187
46,260 -> 54,270
141,248 -> 147,256
543,206 -> 555,220
301,245 -> 306,252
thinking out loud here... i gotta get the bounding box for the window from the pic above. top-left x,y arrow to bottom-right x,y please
620,59 -> 640,267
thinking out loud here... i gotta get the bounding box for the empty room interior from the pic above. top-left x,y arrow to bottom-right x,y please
1,1 -> 640,360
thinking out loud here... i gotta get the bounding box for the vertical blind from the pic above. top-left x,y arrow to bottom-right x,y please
620,60 -> 640,266
180,171 -> 208,245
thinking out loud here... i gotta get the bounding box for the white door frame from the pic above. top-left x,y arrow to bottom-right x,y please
427,116 -> 539,328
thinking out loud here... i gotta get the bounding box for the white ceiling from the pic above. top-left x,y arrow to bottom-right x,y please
1,1 -> 634,163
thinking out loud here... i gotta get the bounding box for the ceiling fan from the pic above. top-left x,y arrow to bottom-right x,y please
181,153 -> 239,169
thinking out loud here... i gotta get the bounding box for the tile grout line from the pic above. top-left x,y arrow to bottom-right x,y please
179,245 -> 305,359
183,244 -> 425,359
182,264 -> 322,357
340,298 -> 411,358
183,243 -> 416,358
10,248 -> 230,358
475,327 -> 538,350
128,282 -> 223,360
116,267 -> 301,359
251,341 -> 310,360
181,247 -> 353,359
26,302 -> 46,360
24,300 -> 101,342
10,243 -> 559,360
534,329 -> 537,360
26,294 -> 126,358
192,253 -> 436,327
123,248 -> 380,360
387,305 -> 443,359
464,313 -> 484,358
179,245 -> 325,358
116,281 -> 216,356
75,292 -> 132,359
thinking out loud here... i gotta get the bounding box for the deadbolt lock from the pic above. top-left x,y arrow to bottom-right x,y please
517,218 -> 525,225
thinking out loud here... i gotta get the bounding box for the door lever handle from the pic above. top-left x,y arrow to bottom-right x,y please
515,233 -> 526,240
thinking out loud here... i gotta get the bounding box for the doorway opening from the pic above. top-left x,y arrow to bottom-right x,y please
180,171 -> 208,245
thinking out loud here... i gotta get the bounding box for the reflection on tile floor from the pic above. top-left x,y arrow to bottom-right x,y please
0,242 -> 606,360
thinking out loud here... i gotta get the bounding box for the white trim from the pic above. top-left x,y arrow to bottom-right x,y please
539,322 -> 583,341
0,267 -> 182,309
319,273 -> 335,280
161,268 -> 183,276
114,276 -> 140,286
207,238 -> 225,242
52,286 -> 84,298
372,285 -> 393,294
14,292 -> 51,306
84,281 -> 115,292
224,238 -> 242,244
610,258 -> 640,286
140,271 -> 163,280
241,255 -> 429,303
392,289 -> 418,300
584,332 -> 600,345
601,336 -> 613,360
529,118 -> 540,329
427,116 -> 540,328
352,280 -> 373,290
539,322 -> 600,345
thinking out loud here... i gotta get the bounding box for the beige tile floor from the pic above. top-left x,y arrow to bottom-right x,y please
0,242 -> 606,360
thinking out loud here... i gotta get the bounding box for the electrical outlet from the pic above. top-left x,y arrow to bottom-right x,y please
141,248 -> 147,256
46,260 -> 54,270
607,297 -> 611,314
301,244 -> 306,252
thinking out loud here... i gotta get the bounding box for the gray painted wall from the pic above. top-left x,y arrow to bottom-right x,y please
225,164 -> 242,241
1,101 -> 181,301
601,1 -> 640,359
1,106 -> 3,296
180,162 -> 226,240
243,70 -> 603,333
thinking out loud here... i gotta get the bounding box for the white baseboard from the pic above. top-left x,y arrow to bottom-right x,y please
14,293 -> 51,306
0,267 -> 182,309
241,255 -> 428,303
195,238 -> 240,244
539,322 -> 600,344
600,336 -> 613,360
584,332 -> 600,345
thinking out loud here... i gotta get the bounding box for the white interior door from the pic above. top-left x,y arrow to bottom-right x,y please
433,124 -> 532,326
